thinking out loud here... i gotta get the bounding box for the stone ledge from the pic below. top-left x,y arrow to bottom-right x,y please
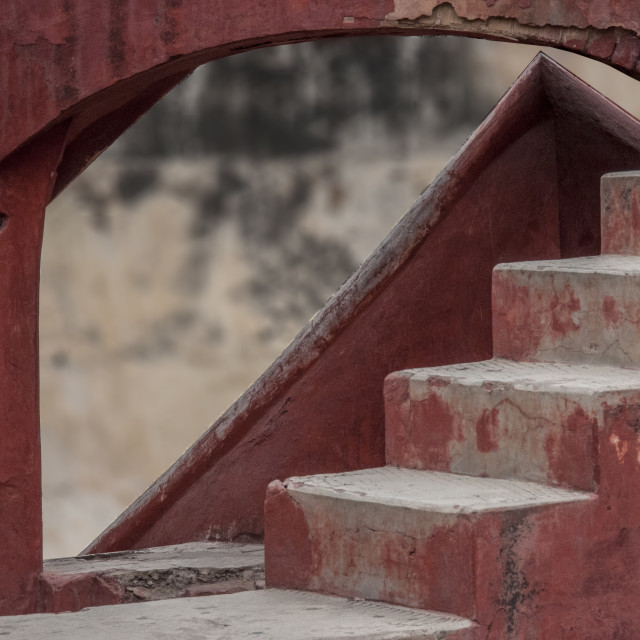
39,542 -> 264,613
4,589 -> 478,640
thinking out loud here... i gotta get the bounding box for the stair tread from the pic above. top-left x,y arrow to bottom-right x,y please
285,467 -> 593,514
495,253 -> 640,274
404,358 -> 640,393
0,589 -> 475,639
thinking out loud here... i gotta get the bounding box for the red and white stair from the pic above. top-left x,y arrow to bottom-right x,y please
264,171 -> 640,639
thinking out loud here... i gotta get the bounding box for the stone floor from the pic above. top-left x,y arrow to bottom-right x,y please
0,589 -> 477,639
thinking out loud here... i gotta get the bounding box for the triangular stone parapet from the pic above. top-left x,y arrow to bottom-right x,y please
86,54 -> 640,560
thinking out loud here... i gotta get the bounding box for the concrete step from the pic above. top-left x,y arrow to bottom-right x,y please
40,542 -> 264,613
384,358 -> 640,490
0,589 -> 480,640
265,467 -> 592,620
492,254 -> 640,367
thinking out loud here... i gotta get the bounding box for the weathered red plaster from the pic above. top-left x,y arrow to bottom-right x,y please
601,171 -> 640,256
587,31 -> 618,59
477,404 -> 640,637
494,259 -> 640,367
491,278 -> 540,361
264,169 -> 640,636
611,34 -> 640,68
602,295 -> 621,328
383,371 -> 412,465
1,0 -> 640,614
2,0 -> 640,192
496,272 -> 598,362
406,393 -> 462,469
264,480 -> 313,590
38,573 -> 124,614
475,407 -> 500,453
386,367 -> 600,490
0,122 -> 69,615
544,405 -> 598,490
267,491 -> 478,617
549,283 -> 581,336
264,479 -> 609,635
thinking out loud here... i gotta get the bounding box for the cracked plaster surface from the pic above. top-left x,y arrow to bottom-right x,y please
284,467 -> 592,514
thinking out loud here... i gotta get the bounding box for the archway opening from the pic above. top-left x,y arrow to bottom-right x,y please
40,35 -> 640,558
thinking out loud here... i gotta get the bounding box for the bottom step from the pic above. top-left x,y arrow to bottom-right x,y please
40,542 -> 265,613
0,589 -> 479,639
265,467 -> 593,619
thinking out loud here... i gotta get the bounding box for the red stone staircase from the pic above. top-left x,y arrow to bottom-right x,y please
3,172 -> 640,638
263,171 -> 640,638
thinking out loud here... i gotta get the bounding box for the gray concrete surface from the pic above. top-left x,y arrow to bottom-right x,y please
285,467 -> 593,514
44,542 -> 264,574
0,589 -> 475,639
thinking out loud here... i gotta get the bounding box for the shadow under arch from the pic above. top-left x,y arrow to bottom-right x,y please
1,0 -> 640,615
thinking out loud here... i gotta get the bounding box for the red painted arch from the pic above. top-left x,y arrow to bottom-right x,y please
3,0 -> 640,187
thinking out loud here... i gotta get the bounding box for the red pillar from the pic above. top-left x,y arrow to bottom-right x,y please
0,123 -> 68,615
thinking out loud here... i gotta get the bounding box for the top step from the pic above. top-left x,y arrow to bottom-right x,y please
492,254 -> 640,367
601,172 -> 640,256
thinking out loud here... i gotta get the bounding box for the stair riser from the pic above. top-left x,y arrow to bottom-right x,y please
492,267 -> 640,367
384,371 -> 622,491
266,482 -> 475,617
265,481 -> 593,625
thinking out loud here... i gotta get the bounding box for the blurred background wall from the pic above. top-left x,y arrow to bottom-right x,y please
39,36 -> 640,558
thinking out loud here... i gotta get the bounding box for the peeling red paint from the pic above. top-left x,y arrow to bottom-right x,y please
264,481 -> 313,590
494,255 -> 640,367
492,276 -> 541,360
93,58 -> 601,556
388,367 -> 599,490
587,31 -> 617,59
407,392 -> 462,469
601,171 -> 640,256
384,371 -> 412,466
544,405 -> 597,490
264,164 -> 640,637
38,573 -> 124,614
468,404 -> 640,637
1,0 -> 640,177
549,282 -> 581,336
602,295 -> 621,328
611,34 -> 640,68
475,407 -> 500,453
0,122 -> 69,615
1,2 -> 640,616
267,492 -> 478,618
